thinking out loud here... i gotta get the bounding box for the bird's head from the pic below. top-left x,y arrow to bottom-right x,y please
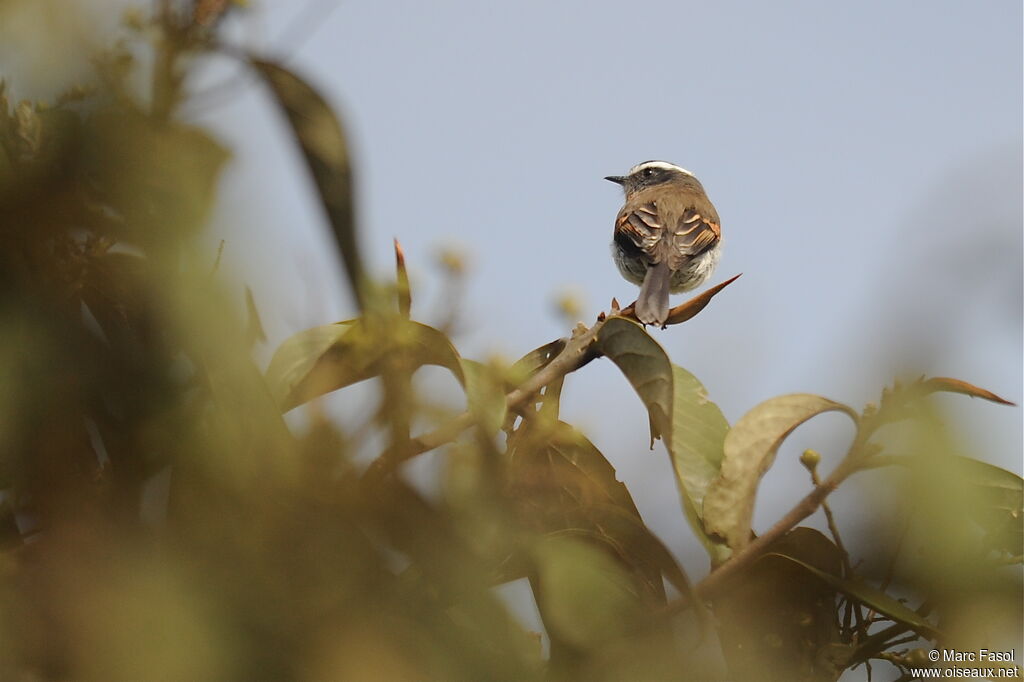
605,160 -> 700,196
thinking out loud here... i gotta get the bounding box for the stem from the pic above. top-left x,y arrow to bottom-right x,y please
810,465 -> 865,636
846,601 -> 933,667
686,462 -> 851,602
365,320 -> 604,478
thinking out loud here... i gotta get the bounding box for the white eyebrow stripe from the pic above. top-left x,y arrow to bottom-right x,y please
627,160 -> 694,176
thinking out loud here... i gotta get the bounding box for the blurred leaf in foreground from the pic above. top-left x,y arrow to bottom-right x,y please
251,58 -> 365,310
266,318 -> 464,412
715,528 -> 846,682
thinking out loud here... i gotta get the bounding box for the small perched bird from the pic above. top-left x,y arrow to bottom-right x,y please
606,161 -> 722,326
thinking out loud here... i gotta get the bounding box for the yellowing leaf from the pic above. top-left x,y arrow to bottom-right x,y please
920,377 -> 1015,406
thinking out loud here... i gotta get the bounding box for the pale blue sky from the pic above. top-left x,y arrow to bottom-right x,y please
199,1 -> 1021,570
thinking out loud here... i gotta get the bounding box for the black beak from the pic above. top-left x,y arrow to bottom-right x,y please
604,175 -> 625,185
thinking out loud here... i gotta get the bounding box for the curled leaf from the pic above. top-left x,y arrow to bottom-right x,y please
703,394 -> 857,551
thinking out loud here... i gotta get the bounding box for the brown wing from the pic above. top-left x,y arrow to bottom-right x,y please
613,202 -> 663,262
667,207 -> 721,269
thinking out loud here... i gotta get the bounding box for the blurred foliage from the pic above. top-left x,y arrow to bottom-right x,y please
0,3 -> 1020,681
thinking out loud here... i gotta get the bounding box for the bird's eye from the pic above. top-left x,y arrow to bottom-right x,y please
642,168 -> 654,178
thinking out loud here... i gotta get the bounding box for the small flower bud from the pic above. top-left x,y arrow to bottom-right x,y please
800,449 -> 821,470
437,245 -> 467,275
553,288 -> 583,322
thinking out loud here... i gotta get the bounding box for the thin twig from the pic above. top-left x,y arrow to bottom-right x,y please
808,464 -> 865,636
884,635 -> 921,648
364,321 -> 602,478
680,461 -> 856,604
845,601 -> 933,667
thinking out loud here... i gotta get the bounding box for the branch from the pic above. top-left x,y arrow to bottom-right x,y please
688,457 -> 856,602
363,274 -> 742,479
365,321 -> 603,478
845,602 -> 933,666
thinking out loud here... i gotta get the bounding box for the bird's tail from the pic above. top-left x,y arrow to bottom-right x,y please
635,262 -> 671,326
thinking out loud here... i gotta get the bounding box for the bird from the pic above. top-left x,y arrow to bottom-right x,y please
605,161 -> 722,326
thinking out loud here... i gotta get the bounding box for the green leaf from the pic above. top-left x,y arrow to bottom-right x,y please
593,320 -> 732,560
669,365 -> 730,562
766,552 -> 939,639
251,59 -> 365,311
507,421 -> 682,603
897,455 -> 1022,555
579,503 -> 695,603
531,534 -> 646,650
84,109 -> 229,241
508,339 -> 566,388
508,421 -> 643,530
265,318 -> 463,412
703,394 -> 857,551
595,317 -> 672,445
714,528 -> 848,681
460,360 -> 507,438
265,320 -> 362,410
